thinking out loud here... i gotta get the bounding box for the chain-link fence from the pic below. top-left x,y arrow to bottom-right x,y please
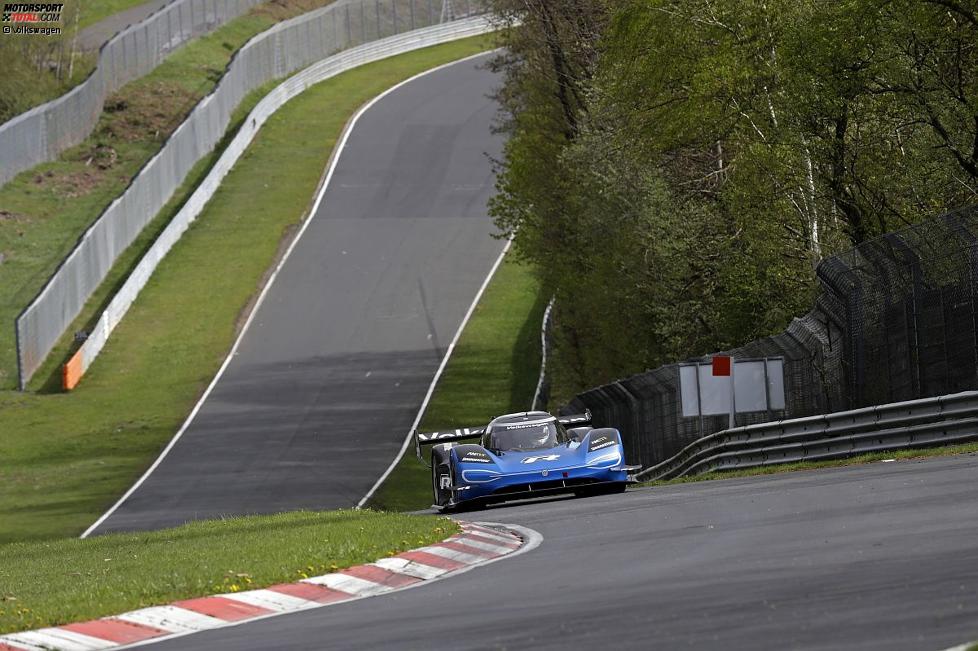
817,205 -> 978,410
15,0 -> 488,388
565,205 -> 978,470
0,0 -> 264,189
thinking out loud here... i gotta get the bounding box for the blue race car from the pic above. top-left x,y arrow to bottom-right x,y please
415,410 -> 640,511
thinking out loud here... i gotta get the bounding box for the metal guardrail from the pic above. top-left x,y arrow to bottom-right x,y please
61,16 -> 497,390
636,390 -> 978,481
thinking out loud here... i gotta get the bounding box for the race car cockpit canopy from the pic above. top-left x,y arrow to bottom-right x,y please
483,414 -> 568,452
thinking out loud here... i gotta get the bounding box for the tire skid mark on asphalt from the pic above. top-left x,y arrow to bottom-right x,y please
0,523 -> 539,651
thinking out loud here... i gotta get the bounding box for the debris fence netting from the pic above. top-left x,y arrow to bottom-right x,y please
566,205 -> 978,469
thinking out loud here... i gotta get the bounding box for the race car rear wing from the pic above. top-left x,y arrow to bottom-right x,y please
416,426 -> 487,445
414,426 -> 486,466
556,410 -> 592,427
413,410 -> 592,464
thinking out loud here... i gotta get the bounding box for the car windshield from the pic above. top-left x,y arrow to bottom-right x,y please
489,421 -> 562,451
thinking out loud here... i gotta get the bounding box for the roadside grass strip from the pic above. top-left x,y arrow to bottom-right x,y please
0,511 -> 455,635
0,522 -> 530,650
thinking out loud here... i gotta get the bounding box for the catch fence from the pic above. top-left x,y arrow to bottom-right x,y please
565,205 -> 978,470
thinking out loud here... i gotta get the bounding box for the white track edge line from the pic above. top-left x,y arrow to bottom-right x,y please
80,49 -> 497,539
114,522 -> 542,650
357,236 -> 513,508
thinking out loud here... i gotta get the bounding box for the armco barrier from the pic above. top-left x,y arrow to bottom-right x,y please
62,16 -> 497,390
0,0 -> 262,188
636,390 -> 978,481
17,0 -> 488,389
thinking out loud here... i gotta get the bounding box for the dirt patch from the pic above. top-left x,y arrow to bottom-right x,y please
99,81 -> 197,143
33,168 -> 104,198
71,144 -> 119,170
0,209 -> 30,223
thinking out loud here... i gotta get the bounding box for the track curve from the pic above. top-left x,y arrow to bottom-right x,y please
91,52 -> 506,534
141,454 -> 978,650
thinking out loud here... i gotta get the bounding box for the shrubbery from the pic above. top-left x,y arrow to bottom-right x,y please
487,0 -> 978,393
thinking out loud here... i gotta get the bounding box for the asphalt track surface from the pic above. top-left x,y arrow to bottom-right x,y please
142,454 -> 978,650
77,0 -> 175,50
93,53 -> 505,534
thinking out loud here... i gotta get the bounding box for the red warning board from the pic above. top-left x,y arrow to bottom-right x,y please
712,355 -> 731,377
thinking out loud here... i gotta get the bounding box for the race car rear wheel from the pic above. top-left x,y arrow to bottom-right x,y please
431,447 -> 453,508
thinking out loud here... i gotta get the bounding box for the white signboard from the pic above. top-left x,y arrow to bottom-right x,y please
680,358 -> 785,418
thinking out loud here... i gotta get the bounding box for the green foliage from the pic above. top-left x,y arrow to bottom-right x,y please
0,510 -> 456,634
488,0 -> 978,394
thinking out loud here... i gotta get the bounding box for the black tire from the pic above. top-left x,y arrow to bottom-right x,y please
431,447 -> 453,508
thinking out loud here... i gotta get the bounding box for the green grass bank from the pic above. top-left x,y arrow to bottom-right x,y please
367,257 -> 547,512
0,510 -> 456,634
0,34 -> 497,543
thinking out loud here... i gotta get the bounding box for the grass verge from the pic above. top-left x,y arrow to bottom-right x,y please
641,441 -> 978,487
366,257 -> 547,512
0,34 -> 497,543
0,0 -> 335,390
0,510 -> 457,634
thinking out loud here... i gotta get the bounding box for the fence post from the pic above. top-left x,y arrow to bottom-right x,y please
346,4 -> 352,45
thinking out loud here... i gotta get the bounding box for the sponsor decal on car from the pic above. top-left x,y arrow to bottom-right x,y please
502,419 -> 554,430
521,454 -> 560,464
588,434 -> 619,452
417,427 -> 485,442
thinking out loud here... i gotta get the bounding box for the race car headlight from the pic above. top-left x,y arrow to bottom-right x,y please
587,451 -> 622,468
461,469 -> 502,483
